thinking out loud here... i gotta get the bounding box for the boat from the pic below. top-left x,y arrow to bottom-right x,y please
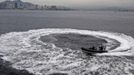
81,45 -> 107,55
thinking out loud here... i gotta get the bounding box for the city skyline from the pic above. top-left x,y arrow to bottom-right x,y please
0,0 -> 134,9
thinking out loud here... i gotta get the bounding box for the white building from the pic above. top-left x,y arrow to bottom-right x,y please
0,0 -> 38,9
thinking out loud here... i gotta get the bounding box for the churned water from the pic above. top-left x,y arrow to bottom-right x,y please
0,10 -> 134,75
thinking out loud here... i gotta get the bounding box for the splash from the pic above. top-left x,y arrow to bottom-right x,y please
0,28 -> 134,75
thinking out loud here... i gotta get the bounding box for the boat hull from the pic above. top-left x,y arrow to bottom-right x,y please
81,47 -> 107,55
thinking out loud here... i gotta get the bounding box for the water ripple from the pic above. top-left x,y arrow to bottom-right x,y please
0,28 -> 134,75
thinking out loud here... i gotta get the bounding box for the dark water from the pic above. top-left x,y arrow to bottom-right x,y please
40,33 -> 107,50
0,10 -> 134,36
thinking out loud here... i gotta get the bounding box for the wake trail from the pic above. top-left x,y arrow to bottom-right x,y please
0,28 -> 134,75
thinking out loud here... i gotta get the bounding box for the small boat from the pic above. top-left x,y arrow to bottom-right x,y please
81,45 -> 107,55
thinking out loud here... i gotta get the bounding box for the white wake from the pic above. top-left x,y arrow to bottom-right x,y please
0,28 -> 134,75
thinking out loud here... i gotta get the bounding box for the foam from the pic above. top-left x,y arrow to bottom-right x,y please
0,28 -> 134,75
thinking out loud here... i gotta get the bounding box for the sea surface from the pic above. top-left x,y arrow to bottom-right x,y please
0,10 -> 134,36
0,10 -> 134,75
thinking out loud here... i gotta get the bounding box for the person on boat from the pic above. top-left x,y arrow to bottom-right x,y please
99,46 -> 104,51
89,46 -> 96,50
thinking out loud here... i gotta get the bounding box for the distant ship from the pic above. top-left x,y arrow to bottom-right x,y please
81,45 -> 107,56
